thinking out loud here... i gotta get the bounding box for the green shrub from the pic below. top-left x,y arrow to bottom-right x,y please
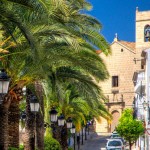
44,136 -> 61,150
19,145 -> 24,150
8,147 -> 18,150
8,145 -> 24,150
68,147 -> 73,150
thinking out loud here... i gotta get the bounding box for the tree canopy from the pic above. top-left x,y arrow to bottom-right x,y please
116,109 -> 144,150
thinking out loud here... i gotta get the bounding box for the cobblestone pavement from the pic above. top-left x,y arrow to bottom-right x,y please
79,133 -> 109,150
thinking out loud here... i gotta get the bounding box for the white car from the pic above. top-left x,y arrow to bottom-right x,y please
110,133 -> 120,139
106,139 -> 125,150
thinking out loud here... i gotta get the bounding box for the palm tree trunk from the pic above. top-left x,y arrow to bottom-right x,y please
52,124 -> 61,141
8,87 -> 23,148
8,100 -> 19,148
34,81 -> 44,150
23,91 -> 35,150
0,104 -> 9,150
36,112 -> 44,150
60,125 -> 68,150
129,140 -> 132,150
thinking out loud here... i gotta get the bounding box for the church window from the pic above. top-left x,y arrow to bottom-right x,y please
121,49 -> 123,52
112,76 -> 118,87
144,25 -> 150,42
141,65 -> 144,69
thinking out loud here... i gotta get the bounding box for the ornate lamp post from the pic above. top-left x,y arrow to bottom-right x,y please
143,100 -> 149,110
0,69 -> 10,104
66,117 -> 73,129
58,114 -> 65,126
49,107 -> 58,122
70,124 -> 76,150
49,108 -> 74,149
30,95 -> 39,150
30,95 -> 40,113
76,132 -> 80,150
0,69 -> 10,149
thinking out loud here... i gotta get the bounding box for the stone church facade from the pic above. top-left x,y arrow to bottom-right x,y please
96,8 -> 150,133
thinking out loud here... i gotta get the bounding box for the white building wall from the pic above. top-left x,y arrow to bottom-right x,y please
144,48 -> 150,150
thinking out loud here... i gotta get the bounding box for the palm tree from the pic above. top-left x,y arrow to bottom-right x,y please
0,0 -> 46,148
48,85 -> 111,150
0,0 -> 111,149
0,0 -> 46,49
43,66 -> 112,149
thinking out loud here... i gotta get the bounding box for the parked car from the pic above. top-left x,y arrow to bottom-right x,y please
110,133 -> 120,138
110,131 -> 126,145
106,139 -> 125,150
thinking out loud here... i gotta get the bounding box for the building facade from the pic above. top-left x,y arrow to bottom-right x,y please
96,8 -> 150,133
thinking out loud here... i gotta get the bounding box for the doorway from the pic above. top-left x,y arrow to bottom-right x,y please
111,110 -> 120,132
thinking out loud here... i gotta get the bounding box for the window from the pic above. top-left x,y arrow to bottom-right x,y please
144,25 -> 150,42
112,76 -> 118,87
141,64 -> 144,69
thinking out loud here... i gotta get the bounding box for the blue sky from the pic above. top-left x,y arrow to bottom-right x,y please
87,0 -> 150,43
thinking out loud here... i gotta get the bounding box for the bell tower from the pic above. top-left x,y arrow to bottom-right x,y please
136,8 -> 150,52
135,8 -> 150,69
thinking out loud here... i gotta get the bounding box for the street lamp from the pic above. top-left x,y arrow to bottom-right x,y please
48,108 -> 75,149
20,111 -> 26,121
70,124 -> 75,134
76,132 -> 80,150
49,107 -> 58,122
58,114 -> 65,126
30,95 -> 39,150
143,100 -> 149,110
87,121 -> 90,135
66,117 -> 73,129
30,95 -> 40,113
0,69 -> 10,104
22,86 -> 26,95
70,124 -> 76,150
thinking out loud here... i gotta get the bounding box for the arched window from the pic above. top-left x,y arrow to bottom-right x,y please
144,25 -> 150,42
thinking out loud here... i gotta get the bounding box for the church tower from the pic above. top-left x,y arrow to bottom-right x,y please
135,8 -> 150,69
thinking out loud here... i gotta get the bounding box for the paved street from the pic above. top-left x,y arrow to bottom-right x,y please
77,133 -> 134,150
79,133 -> 109,150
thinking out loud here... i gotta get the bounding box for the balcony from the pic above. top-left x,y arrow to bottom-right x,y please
105,93 -> 125,107
134,80 -> 145,94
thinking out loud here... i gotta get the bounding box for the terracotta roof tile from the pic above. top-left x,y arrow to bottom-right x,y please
119,41 -> 135,51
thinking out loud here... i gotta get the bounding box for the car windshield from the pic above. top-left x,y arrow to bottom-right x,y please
111,134 -> 120,138
108,141 -> 122,146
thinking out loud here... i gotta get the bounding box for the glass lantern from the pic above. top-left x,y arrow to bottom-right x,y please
58,114 -> 65,126
66,117 -> 73,128
0,69 -> 10,94
21,111 -> 26,121
143,100 -> 148,110
49,108 -> 58,122
30,95 -> 40,113
70,124 -> 75,134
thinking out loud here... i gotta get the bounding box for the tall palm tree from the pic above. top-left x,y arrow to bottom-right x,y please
0,0 -> 46,148
0,0 -> 111,149
42,65 -> 112,149
47,84 -> 111,150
